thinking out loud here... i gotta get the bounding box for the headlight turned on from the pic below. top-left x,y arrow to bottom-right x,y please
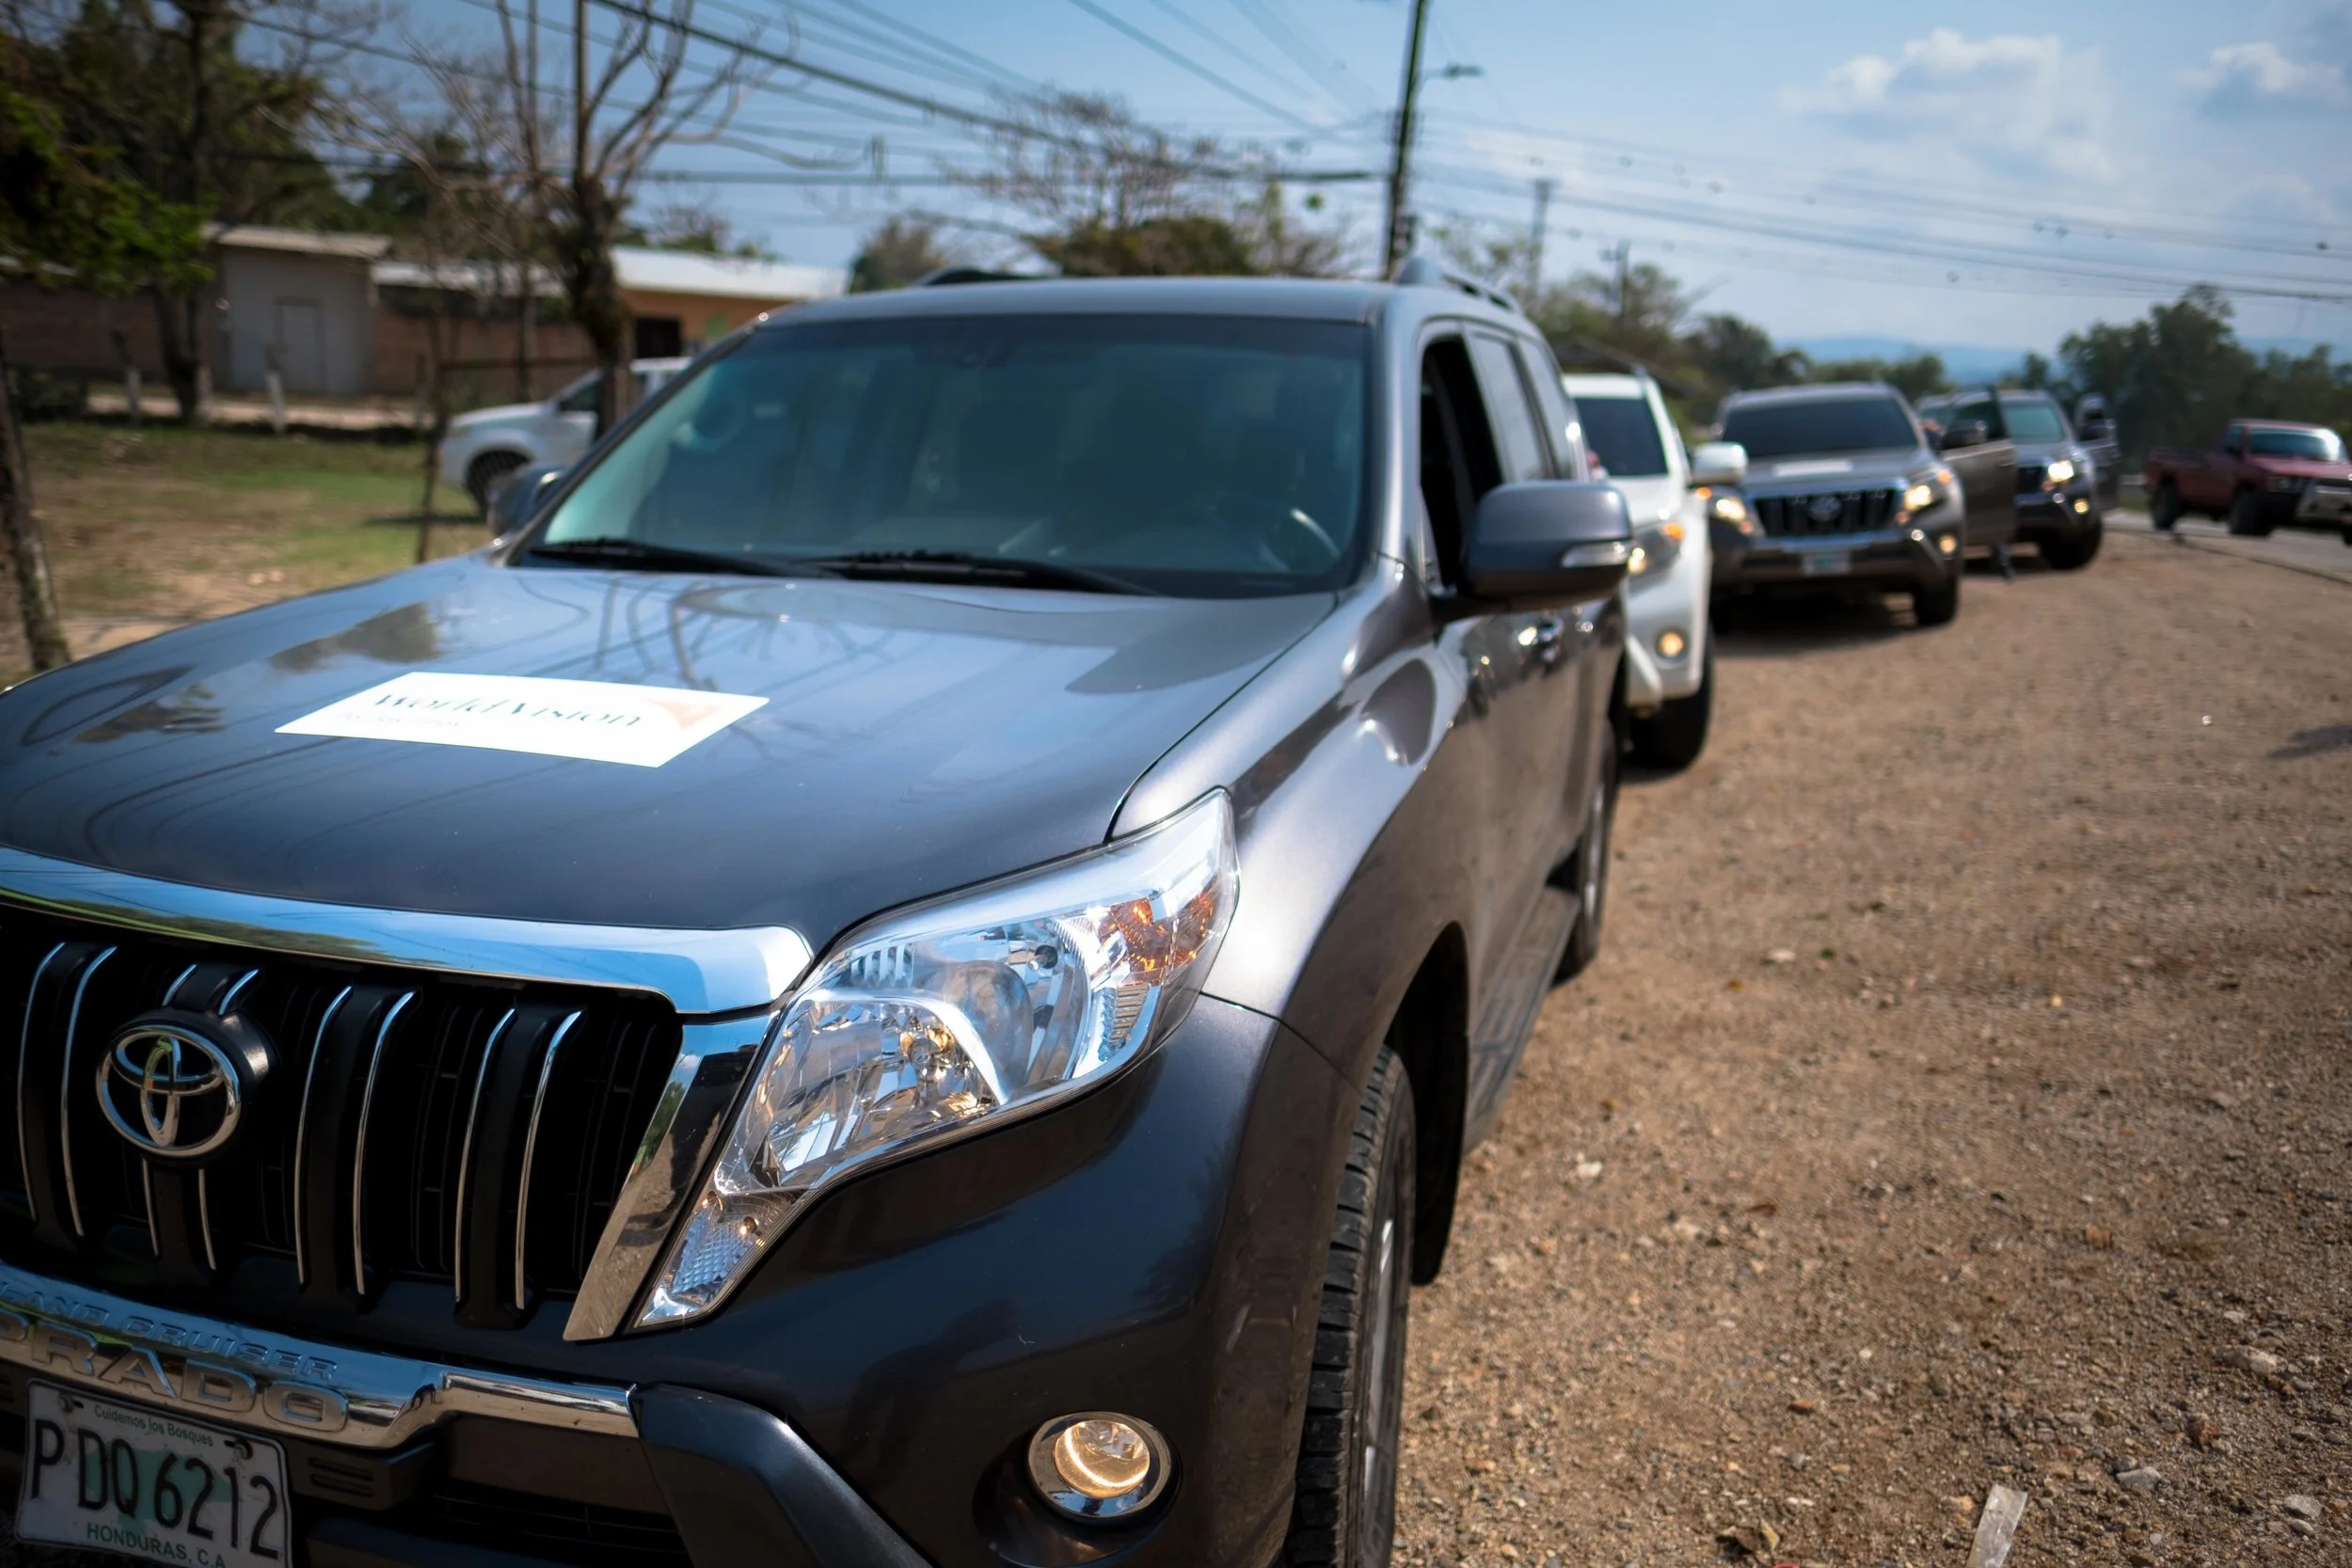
2044,458 -> 2076,485
1628,520 -> 1687,578
1699,488 -> 1756,535
640,791 -> 1240,1326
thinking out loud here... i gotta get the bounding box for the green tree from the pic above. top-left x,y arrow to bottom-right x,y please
1808,352 -> 1948,404
1,41 -> 207,667
2060,287 -> 2258,460
1684,313 -> 1810,395
849,215 -> 951,292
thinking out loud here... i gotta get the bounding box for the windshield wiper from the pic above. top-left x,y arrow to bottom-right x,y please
523,537 -> 800,578
787,550 -> 1148,595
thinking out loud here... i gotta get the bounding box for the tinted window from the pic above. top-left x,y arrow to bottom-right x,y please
1521,352 -> 1587,478
1720,396 -> 1917,461
537,315 -> 1370,595
1999,397 -> 2068,442
1578,395 -> 1670,477
1468,335 -> 1549,483
2248,427 -> 2345,461
556,375 -> 598,414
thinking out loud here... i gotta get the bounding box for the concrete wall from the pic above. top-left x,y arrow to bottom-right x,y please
213,250 -> 373,396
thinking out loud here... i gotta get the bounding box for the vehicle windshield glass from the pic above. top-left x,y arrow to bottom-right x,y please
2000,398 -> 2068,441
1576,395 -> 1669,477
1720,396 -> 1916,460
2248,427 -> 2345,462
533,314 -> 1371,595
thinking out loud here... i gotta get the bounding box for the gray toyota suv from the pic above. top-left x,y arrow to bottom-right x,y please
0,273 -> 1629,1567
1713,381 -> 2016,626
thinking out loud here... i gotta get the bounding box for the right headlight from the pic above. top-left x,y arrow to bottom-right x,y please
1696,487 -> 1756,535
637,790 -> 1239,1327
1627,520 -> 1687,578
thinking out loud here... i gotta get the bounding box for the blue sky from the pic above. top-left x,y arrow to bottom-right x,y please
398,0 -> 2352,356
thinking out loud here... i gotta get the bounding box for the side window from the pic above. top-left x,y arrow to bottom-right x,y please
1467,333 -> 1549,483
2223,422 -> 2244,453
556,375 -> 600,415
1947,395 -> 1997,441
1418,337 -> 1502,587
1517,340 -> 1588,478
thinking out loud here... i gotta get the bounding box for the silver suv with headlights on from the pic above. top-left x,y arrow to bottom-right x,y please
1708,382 -> 2017,627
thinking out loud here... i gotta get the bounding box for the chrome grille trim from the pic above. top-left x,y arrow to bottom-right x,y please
54,945 -> 117,1240
291,985 -> 356,1289
349,990 -> 415,1288
451,1008 -> 518,1304
513,1011 -> 582,1313
16,942 -> 67,1225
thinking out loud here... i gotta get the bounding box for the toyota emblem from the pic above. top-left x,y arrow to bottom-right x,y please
1804,494 -> 1845,525
96,1015 -> 264,1162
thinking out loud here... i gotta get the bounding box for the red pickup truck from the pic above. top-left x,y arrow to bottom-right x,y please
2144,419 -> 2352,536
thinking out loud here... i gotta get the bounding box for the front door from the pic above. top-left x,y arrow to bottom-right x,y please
274,299 -> 324,392
1938,389 -> 2019,546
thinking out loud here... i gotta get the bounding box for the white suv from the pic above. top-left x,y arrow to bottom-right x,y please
437,357 -> 691,508
1565,372 -> 1714,767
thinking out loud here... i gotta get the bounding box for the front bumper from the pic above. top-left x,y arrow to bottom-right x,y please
1622,546 -> 1710,712
1717,521 -> 1962,594
2014,483 -> 2100,543
0,996 -> 1347,1567
2292,483 -> 2352,524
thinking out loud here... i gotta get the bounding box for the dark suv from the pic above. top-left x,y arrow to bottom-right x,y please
1916,389 -> 2102,569
1710,382 -> 2015,626
0,274 -> 1629,1567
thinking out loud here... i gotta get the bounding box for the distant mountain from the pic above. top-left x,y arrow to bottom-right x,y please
1788,337 -> 2030,384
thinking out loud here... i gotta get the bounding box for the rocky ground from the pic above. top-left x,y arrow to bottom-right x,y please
1393,531 -> 2352,1566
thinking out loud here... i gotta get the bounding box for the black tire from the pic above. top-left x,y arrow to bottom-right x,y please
466,451 -> 527,513
1282,1046 -> 1415,1568
1911,570 -> 1962,627
1628,641 -> 1712,770
2227,487 -> 2275,537
2150,481 -> 2182,531
2039,517 -> 2103,570
1554,709 -> 1619,981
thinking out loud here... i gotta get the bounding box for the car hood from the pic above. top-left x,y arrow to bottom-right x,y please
449,401 -> 543,432
2251,456 -> 2352,483
1606,474 -> 1686,524
0,561 -> 1329,946
1742,449 -> 1926,490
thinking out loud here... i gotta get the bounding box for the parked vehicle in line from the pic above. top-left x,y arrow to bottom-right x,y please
1708,382 -> 2013,626
2072,394 -> 2122,509
437,356 -> 691,508
1918,389 -> 2103,569
1566,371 -> 1714,767
0,271 -> 1632,1568
2143,420 -> 2352,537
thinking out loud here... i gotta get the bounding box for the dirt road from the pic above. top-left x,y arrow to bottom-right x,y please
1395,532 -> 2352,1566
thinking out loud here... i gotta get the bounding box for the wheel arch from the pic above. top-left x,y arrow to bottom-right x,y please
1387,924 -> 1469,1285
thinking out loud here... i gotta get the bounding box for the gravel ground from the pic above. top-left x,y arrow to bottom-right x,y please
1394,533 -> 2352,1566
3,532 -> 2346,1567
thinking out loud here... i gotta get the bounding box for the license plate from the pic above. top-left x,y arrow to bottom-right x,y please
1801,550 -> 1851,577
16,1382 -> 291,1566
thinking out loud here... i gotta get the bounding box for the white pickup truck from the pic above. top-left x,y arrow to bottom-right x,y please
437,357 -> 691,507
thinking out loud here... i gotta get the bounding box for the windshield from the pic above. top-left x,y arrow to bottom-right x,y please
533,314 -> 1370,595
1720,396 -> 1917,461
1576,395 -> 1670,477
1999,397 -> 2069,442
2248,427 -> 2346,462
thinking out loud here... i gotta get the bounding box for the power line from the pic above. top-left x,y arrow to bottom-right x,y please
1134,0 -> 1336,110
1052,0 -> 1327,134
1226,0 -> 1377,114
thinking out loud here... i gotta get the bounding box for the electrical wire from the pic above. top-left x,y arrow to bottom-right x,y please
1051,0 -> 1327,133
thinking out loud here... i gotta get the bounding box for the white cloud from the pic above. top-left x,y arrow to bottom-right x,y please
2185,41 -> 2352,115
1784,29 -> 2116,183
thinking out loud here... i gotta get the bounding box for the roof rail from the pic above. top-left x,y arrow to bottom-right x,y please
1392,253 -> 1523,315
914,266 -> 1036,287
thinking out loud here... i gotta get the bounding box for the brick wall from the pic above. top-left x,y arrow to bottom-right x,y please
0,285 -> 168,378
372,311 -> 598,405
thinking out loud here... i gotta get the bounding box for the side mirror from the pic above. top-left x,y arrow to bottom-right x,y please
1445,481 -> 1632,616
2079,417 -> 2113,441
1690,440 -> 1748,488
1937,419 -> 1990,451
489,461 -> 568,533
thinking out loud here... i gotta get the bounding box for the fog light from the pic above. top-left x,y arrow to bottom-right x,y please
1655,628 -> 1687,660
2072,498 -> 2089,515
1936,533 -> 1959,557
1028,1414 -> 1171,1520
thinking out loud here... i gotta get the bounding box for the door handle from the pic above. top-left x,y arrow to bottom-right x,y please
1531,616 -> 1567,665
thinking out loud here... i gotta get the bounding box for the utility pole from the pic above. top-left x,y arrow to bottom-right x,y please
1526,178 -> 1554,303
1382,0 -> 1433,277
1611,239 -> 1631,332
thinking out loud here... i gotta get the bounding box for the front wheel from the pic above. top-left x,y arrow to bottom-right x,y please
2150,481 -> 2182,531
1554,713 -> 1619,981
2039,517 -> 2103,570
1281,1045 -> 1415,1568
466,451 -> 527,513
1629,642 -> 1713,769
1911,570 -> 1962,627
2227,487 -> 2276,537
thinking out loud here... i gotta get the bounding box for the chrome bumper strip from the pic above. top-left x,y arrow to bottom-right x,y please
0,1271 -> 636,1448
0,847 -> 811,1018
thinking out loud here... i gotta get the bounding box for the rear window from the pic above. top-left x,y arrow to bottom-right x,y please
1721,396 -> 1917,461
1577,395 -> 1669,478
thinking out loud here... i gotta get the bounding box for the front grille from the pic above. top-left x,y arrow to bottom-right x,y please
0,909 -> 678,1326
413,1480 -> 692,1567
2015,464 -> 2045,493
1754,488 -> 1895,537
